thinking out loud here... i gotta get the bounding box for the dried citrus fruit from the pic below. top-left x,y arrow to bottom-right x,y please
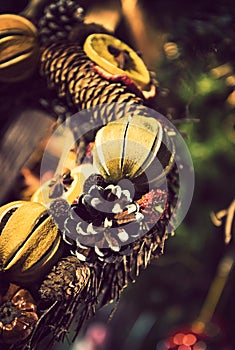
83,33 -> 150,89
0,201 -> 61,284
31,164 -> 96,205
0,14 -> 39,82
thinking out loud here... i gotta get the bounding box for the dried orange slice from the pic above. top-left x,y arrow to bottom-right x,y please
84,33 -> 150,90
31,164 -> 96,205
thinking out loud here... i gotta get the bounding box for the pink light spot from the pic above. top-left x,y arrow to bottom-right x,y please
173,333 -> 185,345
183,334 -> 197,346
178,345 -> 192,350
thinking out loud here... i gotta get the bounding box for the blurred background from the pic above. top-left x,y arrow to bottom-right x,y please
0,0 -> 235,349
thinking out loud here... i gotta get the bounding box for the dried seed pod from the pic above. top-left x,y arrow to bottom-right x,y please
39,256 -> 90,302
0,14 -> 39,82
0,201 -> 63,284
0,283 -> 38,344
92,114 -> 175,191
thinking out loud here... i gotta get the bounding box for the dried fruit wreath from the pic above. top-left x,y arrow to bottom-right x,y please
0,1 -> 182,349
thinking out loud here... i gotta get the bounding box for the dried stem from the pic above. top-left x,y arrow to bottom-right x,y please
211,199 -> 235,244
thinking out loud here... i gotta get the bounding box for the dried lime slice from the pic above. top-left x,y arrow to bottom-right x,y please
84,33 -> 150,89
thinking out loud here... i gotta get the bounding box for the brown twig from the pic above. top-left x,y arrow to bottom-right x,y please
20,0 -> 50,20
211,199 -> 235,244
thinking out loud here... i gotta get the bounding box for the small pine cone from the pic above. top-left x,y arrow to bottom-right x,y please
62,178 -> 145,263
39,95 -> 75,122
49,198 -> 70,231
39,0 -> 84,46
39,256 -> 90,302
49,199 -> 70,217
40,43 -> 145,128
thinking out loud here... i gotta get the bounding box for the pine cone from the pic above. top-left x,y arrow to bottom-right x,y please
61,174 -> 154,263
39,256 -> 90,302
39,0 -> 84,46
40,42 -> 145,127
